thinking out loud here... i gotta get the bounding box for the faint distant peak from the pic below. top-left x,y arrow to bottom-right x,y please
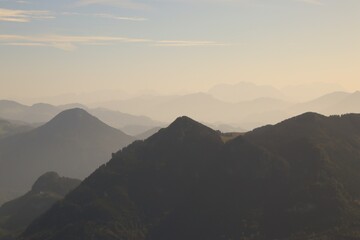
351,91 -> 360,97
314,91 -> 349,100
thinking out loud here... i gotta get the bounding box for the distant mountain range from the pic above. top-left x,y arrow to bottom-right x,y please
2,89 -> 360,132
20,112 -> 360,240
93,90 -> 360,130
18,82 -> 343,104
0,100 -> 162,134
0,108 -> 135,203
95,92 -> 291,127
0,172 -> 80,240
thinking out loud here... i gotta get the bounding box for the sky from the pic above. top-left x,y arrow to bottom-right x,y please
0,0 -> 359,100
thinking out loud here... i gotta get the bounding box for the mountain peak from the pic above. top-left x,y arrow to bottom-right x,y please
31,171 -> 79,195
31,172 -> 60,191
53,108 -> 91,119
171,115 -> 199,126
292,112 -> 326,121
31,171 -> 81,195
147,116 -> 222,146
42,108 -> 103,130
167,116 -> 216,134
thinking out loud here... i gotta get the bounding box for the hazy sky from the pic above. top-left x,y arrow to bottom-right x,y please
0,0 -> 359,99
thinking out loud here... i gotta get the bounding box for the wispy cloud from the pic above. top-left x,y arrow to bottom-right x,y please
94,13 -> 147,21
3,42 -> 48,46
0,34 -> 226,50
76,0 -> 149,10
0,34 -> 149,50
154,40 -> 227,47
0,8 -> 53,22
62,12 -> 148,22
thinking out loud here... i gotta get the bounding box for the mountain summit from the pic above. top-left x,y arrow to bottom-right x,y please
37,108 -> 128,138
43,108 -> 95,127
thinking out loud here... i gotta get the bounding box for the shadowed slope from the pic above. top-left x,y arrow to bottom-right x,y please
21,113 -> 360,240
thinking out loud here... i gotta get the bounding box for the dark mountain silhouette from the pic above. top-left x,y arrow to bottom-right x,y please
20,113 -> 360,240
0,172 -> 80,240
0,109 -> 135,203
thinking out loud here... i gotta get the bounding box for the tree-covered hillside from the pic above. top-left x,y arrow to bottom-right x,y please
21,113 -> 360,240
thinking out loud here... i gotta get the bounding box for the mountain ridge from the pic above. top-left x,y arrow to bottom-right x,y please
0,100 -> 161,130
20,112 -> 360,240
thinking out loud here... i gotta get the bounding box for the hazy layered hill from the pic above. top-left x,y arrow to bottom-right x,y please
94,89 -> 360,130
89,108 -> 162,133
0,109 -> 135,203
0,101 -> 58,124
21,113 -> 360,240
325,91 -> 360,114
281,82 -> 345,102
5,89 -> 360,133
208,81 -> 344,102
97,93 -> 291,127
97,93 -> 228,121
208,82 -> 286,102
135,127 -> 162,140
0,119 -> 33,139
0,172 -> 81,240
0,100 -> 161,132
290,91 -> 350,114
